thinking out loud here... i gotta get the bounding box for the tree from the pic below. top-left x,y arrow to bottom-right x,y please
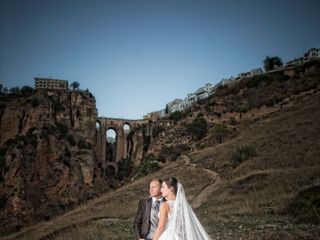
21,85 -> 34,97
165,104 -> 169,114
70,81 -> 80,90
263,56 -> 283,71
3,87 -> 8,94
9,87 -> 20,94
186,117 -> 208,140
0,84 -> 2,92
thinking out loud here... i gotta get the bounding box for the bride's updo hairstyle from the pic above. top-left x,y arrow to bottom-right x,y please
163,177 -> 178,195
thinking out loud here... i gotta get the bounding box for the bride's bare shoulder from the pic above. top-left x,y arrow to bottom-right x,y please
160,201 -> 170,211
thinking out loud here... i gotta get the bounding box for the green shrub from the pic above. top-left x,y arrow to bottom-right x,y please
159,145 -> 180,162
4,138 -> 15,148
231,145 -> 257,167
0,195 -> 6,209
77,140 -> 87,149
247,76 -> 263,88
67,135 -> 76,146
117,157 -> 133,180
135,155 -> 160,177
0,155 -> 6,171
152,124 -> 164,138
186,117 -> 208,140
56,123 -> 68,139
64,148 -> 71,158
31,98 -> 39,107
169,111 -> 184,122
21,85 -> 34,97
25,130 -> 38,147
77,140 -> 91,149
40,125 -> 56,139
229,117 -> 238,125
174,144 -> 190,154
0,148 -> 7,158
210,123 -> 231,143
288,186 -> 320,224
143,135 -> 151,152
52,99 -> 65,113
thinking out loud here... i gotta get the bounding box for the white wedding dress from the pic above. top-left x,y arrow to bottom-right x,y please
159,183 -> 212,240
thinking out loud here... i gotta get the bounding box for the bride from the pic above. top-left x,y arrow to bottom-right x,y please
153,177 -> 212,240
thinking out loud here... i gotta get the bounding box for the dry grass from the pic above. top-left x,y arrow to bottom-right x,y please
1,90 -> 320,240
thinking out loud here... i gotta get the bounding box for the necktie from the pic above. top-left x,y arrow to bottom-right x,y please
154,200 -> 160,212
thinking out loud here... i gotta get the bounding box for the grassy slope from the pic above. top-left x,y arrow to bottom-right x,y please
1,90 -> 320,239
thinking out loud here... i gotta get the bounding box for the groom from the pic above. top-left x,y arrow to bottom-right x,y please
133,178 -> 165,240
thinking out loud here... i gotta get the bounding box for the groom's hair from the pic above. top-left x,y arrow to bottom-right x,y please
151,178 -> 162,185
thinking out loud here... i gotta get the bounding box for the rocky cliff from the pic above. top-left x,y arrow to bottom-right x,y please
0,89 -> 111,234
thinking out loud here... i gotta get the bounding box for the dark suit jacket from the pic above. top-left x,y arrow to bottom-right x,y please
133,198 -> 152,239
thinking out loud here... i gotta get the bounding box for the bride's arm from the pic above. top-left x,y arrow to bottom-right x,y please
152,202 -> 169,240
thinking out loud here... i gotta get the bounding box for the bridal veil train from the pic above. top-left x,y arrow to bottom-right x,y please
159,182 -> 212,240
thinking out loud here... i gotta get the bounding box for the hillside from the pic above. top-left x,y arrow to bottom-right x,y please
1,62 -> 319,239
0,89 -> 112,235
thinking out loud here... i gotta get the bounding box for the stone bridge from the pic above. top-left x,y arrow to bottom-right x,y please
95,117 -> 147,177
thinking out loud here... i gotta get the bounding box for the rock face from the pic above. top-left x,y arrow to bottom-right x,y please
0,89 -> 110,234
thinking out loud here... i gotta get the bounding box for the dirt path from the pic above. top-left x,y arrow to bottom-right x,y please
179,154 -> 224,209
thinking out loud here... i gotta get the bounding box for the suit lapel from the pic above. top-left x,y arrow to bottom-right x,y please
146,197 -> 152,219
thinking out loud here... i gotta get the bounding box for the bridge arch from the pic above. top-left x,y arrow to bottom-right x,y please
95,117 -> 148,177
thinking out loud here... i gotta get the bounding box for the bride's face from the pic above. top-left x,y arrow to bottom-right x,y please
161,182 -> 172,198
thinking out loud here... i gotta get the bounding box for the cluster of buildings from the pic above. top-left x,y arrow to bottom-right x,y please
34,77 -> 68,90
144,47 -> 320,121
286,48 -> 320,66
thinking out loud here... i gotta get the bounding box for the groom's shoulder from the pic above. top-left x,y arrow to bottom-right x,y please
139,197 -> 151,203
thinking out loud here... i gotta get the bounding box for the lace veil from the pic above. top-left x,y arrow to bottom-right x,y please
171,182 -> 212,240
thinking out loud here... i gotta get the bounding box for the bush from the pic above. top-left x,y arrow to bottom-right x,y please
152,124 -> 164,138
21,85 -> 34,97
31,98 -> 39,107
186,117 -> 208,140
231,145 -> 257,167
247,75 -> 269,88
64,148 -> 71,158
52,99 -> 65,114
40,125 -> 56,139
174,144 -> 190,154
143,135 -> 151,152
4,138 -> 15,148
77,140 -> 91,149
209,123 -> 231,143
135,155 -> 160,177
0,196 -> 6,209
25,129 -> 38,147
159,145 -> 180,162
67,135 -> 76,146
169,111 -> 184,122
287,186 -> 320,224
56,123 -> 68,139
229,117 -> 238,125
117,157 -> 133,180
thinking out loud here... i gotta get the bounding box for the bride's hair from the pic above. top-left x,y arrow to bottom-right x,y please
163,177 -> 178,195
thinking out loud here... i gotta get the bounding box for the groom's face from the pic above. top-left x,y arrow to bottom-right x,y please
149,180 -> 162,198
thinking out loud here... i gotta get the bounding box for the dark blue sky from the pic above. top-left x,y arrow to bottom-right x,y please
1,0 -> 320,119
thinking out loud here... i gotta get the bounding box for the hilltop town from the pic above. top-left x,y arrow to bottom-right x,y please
143,47 -> 320,121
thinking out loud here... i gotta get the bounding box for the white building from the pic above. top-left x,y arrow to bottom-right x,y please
286,47 -> 320,66
304,47 -> 320,60
167,98 -> 184,113
34,78 -> 68,90
238,68 -> 263,78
